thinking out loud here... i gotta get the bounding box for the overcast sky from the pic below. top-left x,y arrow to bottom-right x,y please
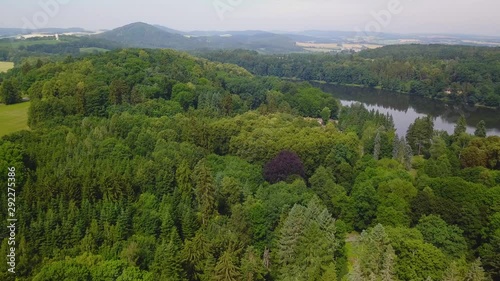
0,0 -> 498,36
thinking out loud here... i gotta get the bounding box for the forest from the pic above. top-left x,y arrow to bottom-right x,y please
0,48 -> 499,280
198,45 -> 500,108
0,36 -> 122,65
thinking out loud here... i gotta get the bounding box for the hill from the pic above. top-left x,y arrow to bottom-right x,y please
96,22 -> 193,49
97,22 -> 303,53
153,24 -> 185,35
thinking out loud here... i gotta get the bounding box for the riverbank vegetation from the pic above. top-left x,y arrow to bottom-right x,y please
198,45 -> 500,108
0,48 -> 499,280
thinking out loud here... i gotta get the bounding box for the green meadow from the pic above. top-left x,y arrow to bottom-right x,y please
0,101 -> 30,137
0,61 -> 14,72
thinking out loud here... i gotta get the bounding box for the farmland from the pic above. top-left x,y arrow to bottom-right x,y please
0,61 -> 14,72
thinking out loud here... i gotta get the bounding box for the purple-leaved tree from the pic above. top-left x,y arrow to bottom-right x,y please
264,151 -> 306,184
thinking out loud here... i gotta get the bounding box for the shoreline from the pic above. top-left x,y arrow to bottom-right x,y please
281,77 -> 499,110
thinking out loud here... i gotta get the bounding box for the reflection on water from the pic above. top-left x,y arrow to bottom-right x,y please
313,83 -> 500,137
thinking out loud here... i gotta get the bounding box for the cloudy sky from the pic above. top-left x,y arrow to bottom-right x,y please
0,0 -> 498,35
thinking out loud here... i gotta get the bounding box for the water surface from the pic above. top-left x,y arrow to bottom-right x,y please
313,83 -> 500,137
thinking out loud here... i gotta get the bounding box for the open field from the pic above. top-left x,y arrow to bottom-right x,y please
297,42 -> 342,49
0,61 -> 14,72
342,43 -> 383,50
0,102 -> 30,137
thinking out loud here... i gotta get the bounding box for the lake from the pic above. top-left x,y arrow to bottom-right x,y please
312,83 -> 500,137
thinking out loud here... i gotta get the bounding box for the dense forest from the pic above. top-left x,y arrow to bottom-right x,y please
0,48 -> 499,280
198,45 -> 500,108
0,36 -> 122,64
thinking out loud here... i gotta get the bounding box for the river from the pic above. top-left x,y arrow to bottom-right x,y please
312,83 -> 500,137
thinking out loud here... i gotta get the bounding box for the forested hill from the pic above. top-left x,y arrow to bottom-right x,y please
197,45 -> 500,108
0,49 -> 499,280
95,22 -> 193,49
96,22 -> 302,54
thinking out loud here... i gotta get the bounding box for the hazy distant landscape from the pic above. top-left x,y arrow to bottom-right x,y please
2,22 -> 500,55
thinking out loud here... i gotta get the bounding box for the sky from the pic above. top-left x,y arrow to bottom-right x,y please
0,0 -> 499,36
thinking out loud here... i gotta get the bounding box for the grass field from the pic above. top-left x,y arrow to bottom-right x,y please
0,61 -> 14,73
0,102 -> 30,137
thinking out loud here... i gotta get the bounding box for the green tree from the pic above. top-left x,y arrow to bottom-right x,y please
193,159 -> 217,226
374,131 -> 382,160
277,199 -> 339,281
176,160 -> 194,202
351,184 -> 378,230
240,246 -> 266,281
213,250 -> 241,281
454,115 -> 467,137
352,224 -> 396,281
321,107 -> 331,125
0,79 -> 21,105
474,120 -> 487,138
416,215 -> 467,258
465,259 -> 487,281
430,135 -> 448,160
388,227 -> 448,281
152,228 -> 186,281
109,79 -> 129,105
406,116 -> 434,156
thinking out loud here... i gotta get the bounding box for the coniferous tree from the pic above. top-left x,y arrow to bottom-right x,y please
466,259 -> 487,281
176,160 -> 194,202
454,115 -> 468,137
355,224 -> 396,280
392,134 -> 400,160
374,131 -> 381,160
381,245 -> 396,281
404,138 -> 414,170
277,199 -> 338,281
241,246 -> 266,281
429,135 -> 447,160
406,116 -> 434,155
474,120 -> 487,138
213,250 -> 241,281
321,264 -> 338,281
152,228 -> 186,281
193,159 -> 217,226
442,262 -> 463,281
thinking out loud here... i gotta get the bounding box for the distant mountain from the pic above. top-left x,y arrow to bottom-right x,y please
153,25 -> 185,35
96,22 -> 194,49
97,22 -> 303,53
